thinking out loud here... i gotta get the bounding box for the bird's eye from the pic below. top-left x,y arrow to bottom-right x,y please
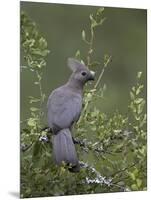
81,71 -> 87,76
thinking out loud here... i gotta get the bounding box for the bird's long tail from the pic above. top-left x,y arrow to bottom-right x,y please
52,128 -> 80,172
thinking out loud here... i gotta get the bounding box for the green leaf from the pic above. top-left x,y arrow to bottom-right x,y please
137,71 -> 142,79
82,30 -> 86,41
40,49 -> 50,57
80,60 -> 85,65
132,86 -> 135,92
86,93 -> 92,101
133,168 -> 139,175
27,118 -> 36,127
29,98 -> 40,103
37,73 -> 42,81
130,91 -> 135,100
138,100 -> 145,114
75,50 -> 80,58
34,82 -> 39,85
134,98 -> 143,104
89,14 -> 94,21
136,179 -> 142,187
42,94 -> 46,102
88,49 -> 93,54
31,49 -> 49,57
98,18 -> 106,26
30,107 -> 39,112
140,114 -> 147,127
90,14 -> 98,28
129,172 -> 135,181
131,184 -> 138,190
97,7 -> 104,15
39,37 -> 47,49
104,54 -> 111,66
136,85 -> 144,95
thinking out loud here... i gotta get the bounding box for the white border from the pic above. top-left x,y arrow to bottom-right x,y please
21,0 -> 150,9
0,0 -> 150,199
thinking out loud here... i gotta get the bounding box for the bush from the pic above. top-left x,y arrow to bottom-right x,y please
20,8 -> 147,198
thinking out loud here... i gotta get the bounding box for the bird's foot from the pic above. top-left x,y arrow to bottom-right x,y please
72,137 -> 85,146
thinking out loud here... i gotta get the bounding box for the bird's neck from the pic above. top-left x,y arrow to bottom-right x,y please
66,78 -> 83,95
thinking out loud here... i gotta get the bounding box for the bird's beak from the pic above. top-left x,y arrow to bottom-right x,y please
89,70 -> 95,80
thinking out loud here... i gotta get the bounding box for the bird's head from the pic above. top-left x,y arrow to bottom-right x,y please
67,58 -> 95,85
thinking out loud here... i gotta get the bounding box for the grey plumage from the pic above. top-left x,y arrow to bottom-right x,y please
47,58 -> 95,172
53,129 -> 79,170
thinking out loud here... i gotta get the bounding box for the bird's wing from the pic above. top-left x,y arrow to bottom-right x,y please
47,87 -> 82,130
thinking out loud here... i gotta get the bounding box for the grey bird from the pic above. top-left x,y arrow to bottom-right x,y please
47,58 -> 95,172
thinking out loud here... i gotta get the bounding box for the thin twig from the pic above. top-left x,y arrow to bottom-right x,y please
80,161 -> 127,191
110,162 -> 137,178
78,56 -> 111,125
74,138 -> 116,156
94,56 -> 111,89
36,70 -> 45,120
87,28 -> 94,66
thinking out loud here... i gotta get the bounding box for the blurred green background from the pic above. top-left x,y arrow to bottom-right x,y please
20,1 -> 147,122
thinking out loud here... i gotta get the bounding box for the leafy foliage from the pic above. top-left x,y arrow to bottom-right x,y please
20,9 -> 147,198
